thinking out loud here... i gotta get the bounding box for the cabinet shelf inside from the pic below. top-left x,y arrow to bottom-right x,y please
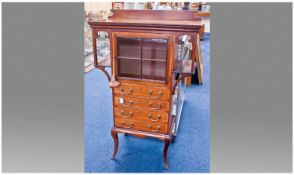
117,56 -> 141,60
142,58 -> 167,62
117,57 -> 167,62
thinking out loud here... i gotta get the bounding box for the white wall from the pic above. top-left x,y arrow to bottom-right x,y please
202,17 -> 210,33
84,2 -> 112,13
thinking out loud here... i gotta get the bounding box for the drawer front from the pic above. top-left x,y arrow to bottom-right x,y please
114,96 -> 170,112
114,117 -> 168,134
113,84 -> 170,101
114,107 -> 168,123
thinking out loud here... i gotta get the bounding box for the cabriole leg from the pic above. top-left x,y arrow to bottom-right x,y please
111,130 -> 119,160
163,140 -> 170,169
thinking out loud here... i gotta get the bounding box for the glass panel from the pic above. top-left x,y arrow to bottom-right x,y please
117,37 -> 141,58
84,17 -> 94,69
173,40 -> 195,74
142,60 -> 166,81
142,39 -> 167,60
96,31 -> 111,66
118,58 -> 141,79
116,36 -> 169,81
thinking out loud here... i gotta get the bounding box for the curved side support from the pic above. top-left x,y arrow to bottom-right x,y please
91,29 -> 112,82
172,73 -> 190,95
95,65 -> 111,82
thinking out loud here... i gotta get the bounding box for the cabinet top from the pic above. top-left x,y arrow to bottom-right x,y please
88,19 -> 202,31
88,10 -> 203,32
89,18 -> 202,27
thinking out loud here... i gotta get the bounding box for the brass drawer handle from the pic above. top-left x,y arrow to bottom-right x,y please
120,100 -> 133,107
120,110 -> 133,118
148,102 -> 161,110
121,121 -> 133,129
148,90 -> 163,99
147,114 -> 161,122
147,124 -> 161,133
120,88 -> 133,95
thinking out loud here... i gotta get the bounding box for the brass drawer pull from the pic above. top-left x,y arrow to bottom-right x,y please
121,121 -> 133,129
120,88 -> 133,95
148,102 -> 161,110
120,100 -> 133,107
148,90 -> 163,99
147,124 -> 161,133
120,110 -> 133,118
147,114 -> 161,122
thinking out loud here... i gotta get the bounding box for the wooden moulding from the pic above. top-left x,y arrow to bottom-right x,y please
88,20 -> 202,33
195,12 -> 210,17
110,10 -> 201,21
111,126 -> 173,141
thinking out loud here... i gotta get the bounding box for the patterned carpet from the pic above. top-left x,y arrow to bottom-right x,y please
84,33 -> 210,173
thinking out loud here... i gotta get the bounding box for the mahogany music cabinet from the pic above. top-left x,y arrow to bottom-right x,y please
88,10 -> 203,169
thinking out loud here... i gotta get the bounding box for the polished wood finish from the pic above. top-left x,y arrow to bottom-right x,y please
88,10 -> 202,169
114,96 -> 170,112
110,10 -> 201,21
114,108 -> 169,123
163,140 -> 170,169
195,12 -> 210,17
114,117 -> 168,134
111,130 -> 119,159
89,18 -> 202,31
119,79 -> 167,87
199,24 -> 205,40
195,33 -> 204,84
113,83 -> 170,101
111,125 -> 174,141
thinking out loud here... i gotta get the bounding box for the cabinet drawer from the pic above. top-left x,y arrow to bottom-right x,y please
113,84 -> 170,101
114,107 -> 169,123
114,117 -> 168,134
114,96 -> 170,112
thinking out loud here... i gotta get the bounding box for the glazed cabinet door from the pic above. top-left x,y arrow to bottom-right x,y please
113,32 -> 173,83
117,37 -> 141,79
141,39 -> 168,81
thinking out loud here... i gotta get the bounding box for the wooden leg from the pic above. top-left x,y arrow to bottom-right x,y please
199,24 -> 205,40
195,33 -> 203,84
163,140 -> 170,169
111,130 -> 119,160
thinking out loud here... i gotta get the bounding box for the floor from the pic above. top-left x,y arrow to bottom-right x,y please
84,33 -> 210,173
